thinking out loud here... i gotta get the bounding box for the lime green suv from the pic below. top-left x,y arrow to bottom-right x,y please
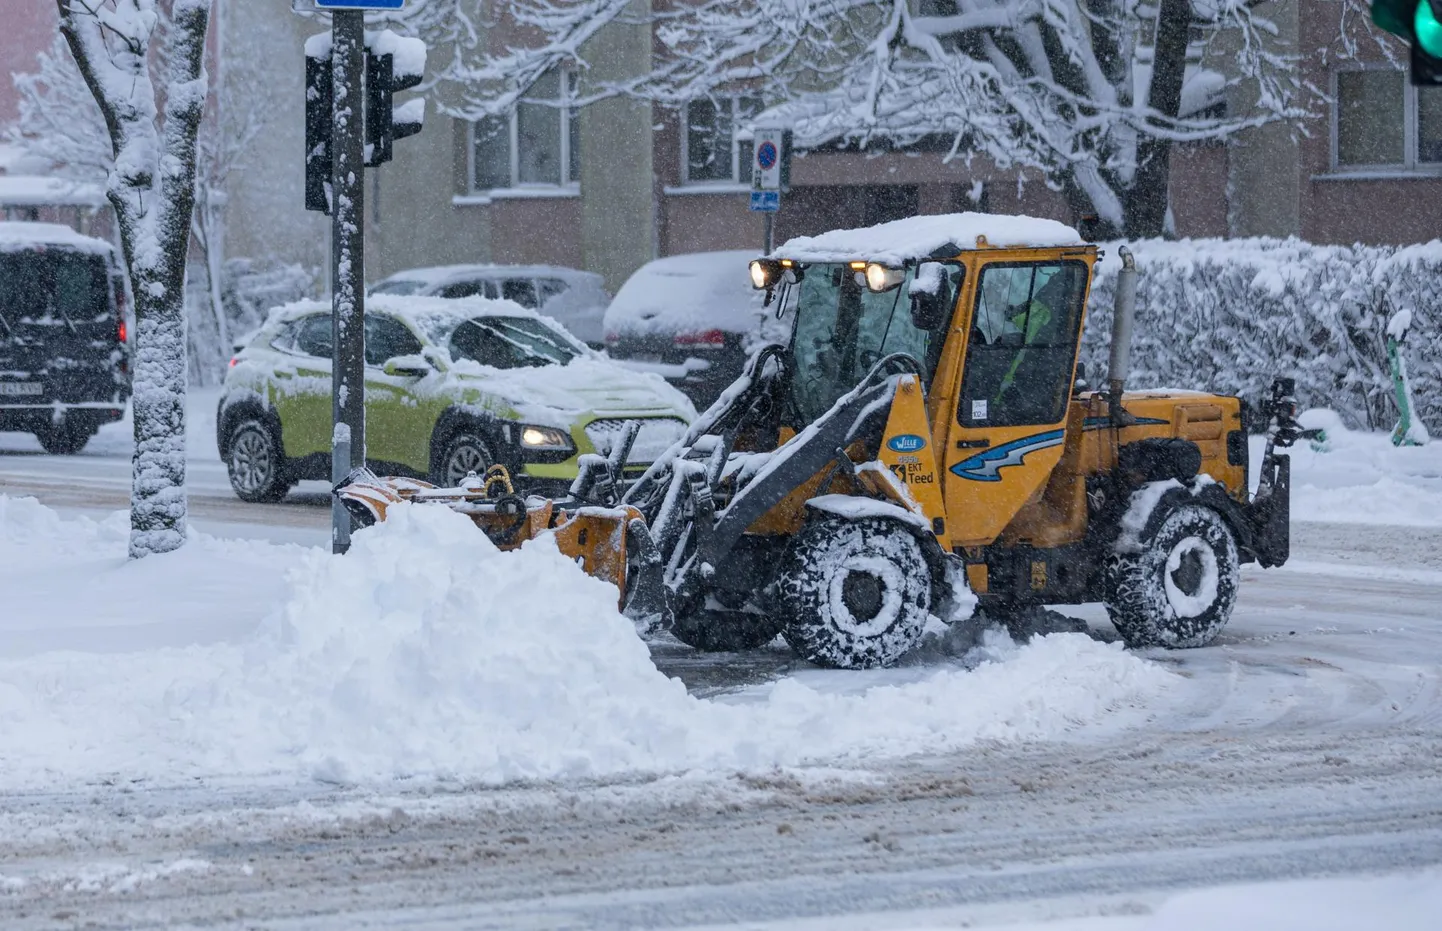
217,295 -> 696,502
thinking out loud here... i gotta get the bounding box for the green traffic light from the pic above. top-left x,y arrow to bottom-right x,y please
1417,1 -> 1442,56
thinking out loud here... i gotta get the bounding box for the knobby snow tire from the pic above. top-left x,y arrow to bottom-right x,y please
1104,502 -> 1239,649
773,515 -> 931,669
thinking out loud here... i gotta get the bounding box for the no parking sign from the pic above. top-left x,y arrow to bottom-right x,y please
752,128 -> 790,192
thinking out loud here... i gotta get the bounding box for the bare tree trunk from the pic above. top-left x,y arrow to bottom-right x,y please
1126,0 -> 1190,238
58,0 -> 211,558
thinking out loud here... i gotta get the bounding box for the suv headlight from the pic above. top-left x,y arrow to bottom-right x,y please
519,424 -> 575,452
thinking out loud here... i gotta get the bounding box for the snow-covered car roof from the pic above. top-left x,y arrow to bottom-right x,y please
0,221 -> 116,256
374,264 -> 604,287
603,250 -> 765,338
264,294 -> 590,352
773,212 -> 1084,266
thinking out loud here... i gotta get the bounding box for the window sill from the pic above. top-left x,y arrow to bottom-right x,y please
1312,168 -> 1442,182
663,183 -> 752,196
452,186 -> 581,207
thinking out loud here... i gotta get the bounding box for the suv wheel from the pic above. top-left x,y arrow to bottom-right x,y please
34,421 -> 95,456
226,419 -> 293,503
434,431 -> 495,488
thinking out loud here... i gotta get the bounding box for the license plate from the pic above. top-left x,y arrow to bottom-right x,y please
0,382 -> 42,396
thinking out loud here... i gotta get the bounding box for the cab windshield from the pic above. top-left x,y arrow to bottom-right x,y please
786,262 -> 961,423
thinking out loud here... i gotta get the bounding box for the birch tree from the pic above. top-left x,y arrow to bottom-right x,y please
57,0 -> 210,558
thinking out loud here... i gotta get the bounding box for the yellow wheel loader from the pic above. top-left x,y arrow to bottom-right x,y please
337,214 -> 1303,669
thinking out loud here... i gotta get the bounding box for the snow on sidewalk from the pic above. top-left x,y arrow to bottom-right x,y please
1264,409 -> 1442,527
683,869 -> 1442,931
0,496 -> 1177,790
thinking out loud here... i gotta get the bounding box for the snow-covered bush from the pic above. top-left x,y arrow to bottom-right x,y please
1083,239 -> 1439,432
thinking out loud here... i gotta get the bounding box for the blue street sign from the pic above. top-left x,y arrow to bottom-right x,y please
749,190 -> 780,212
315,0 -> 405,9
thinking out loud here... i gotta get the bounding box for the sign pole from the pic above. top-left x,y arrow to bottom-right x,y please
750,128 -> 787,256
330,8 -> 366,554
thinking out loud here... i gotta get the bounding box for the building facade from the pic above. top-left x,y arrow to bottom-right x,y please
6,1 -> 1442,298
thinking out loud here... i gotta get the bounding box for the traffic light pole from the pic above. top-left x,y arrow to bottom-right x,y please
330,9 -> 366,555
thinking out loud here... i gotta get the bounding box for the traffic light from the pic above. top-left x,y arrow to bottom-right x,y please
364,34 -> 426,168
304,30 -> 427,214
1373,0 -> 1442,84
304,44 -> 333,214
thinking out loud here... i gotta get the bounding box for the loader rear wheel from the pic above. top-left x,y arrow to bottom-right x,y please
1104,503 -> 1239,649
773,515 -> 931,669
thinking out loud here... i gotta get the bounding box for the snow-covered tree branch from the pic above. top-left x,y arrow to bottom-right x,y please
6,32 -> 112,184
393,0 -> 1322,238
57,0 -> 211,558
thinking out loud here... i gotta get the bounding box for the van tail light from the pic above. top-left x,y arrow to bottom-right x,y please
673,329 -> 726,349
115,284 -> 127,343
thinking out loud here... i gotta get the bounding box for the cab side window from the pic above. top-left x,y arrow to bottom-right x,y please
957,262 -> 1087,428
294,315 -> 334,359
364,314 -> 423,366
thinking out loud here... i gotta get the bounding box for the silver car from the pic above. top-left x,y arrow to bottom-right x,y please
370,264 -> 610,348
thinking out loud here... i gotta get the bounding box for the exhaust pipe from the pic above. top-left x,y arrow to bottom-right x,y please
1107,245 -> 1138,426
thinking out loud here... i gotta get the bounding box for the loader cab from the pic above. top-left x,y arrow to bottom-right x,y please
763,236 -> 1097,548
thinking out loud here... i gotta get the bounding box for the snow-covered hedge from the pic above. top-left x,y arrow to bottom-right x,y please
1082,239 -> 1440,431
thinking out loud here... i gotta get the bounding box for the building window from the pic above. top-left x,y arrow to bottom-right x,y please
471,71 -> 580,192
683,96 -> 763,185
1334,68 -> 1442,170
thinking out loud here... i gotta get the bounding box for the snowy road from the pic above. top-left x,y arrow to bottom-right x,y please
2,404 -> 1441,928
0,516 -> 1438,928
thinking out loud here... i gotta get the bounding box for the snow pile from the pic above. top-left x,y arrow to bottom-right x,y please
1261,409 -> 1442,527
0,499 -> 1177,789
1084,238 -> 1440,434
776,213 -> 1083,265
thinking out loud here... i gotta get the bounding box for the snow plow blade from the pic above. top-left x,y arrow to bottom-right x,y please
333,466 -> 662,619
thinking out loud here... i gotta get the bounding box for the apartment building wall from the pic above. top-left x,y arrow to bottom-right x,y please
1294,2 -> 1442,244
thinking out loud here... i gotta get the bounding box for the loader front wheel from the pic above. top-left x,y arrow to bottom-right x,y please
773,516 -> 931,669
1104,503 -> 1239,649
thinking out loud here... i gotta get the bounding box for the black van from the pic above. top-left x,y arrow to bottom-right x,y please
0,223 -> 129,454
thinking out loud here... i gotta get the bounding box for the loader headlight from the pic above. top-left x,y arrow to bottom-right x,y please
749,259 -> 782,290
864,262 -> 907,293
519,425 -> 574,452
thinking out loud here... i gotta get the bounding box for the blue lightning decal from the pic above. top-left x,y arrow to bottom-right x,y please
950,430 -> 1065,482
950,416 -> 1174,482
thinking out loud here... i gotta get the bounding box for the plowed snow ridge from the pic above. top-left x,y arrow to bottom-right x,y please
0,498 -> 1176,788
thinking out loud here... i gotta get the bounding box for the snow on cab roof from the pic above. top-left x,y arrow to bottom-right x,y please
0,221 -> 115,255
774,213 -> 1084,265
